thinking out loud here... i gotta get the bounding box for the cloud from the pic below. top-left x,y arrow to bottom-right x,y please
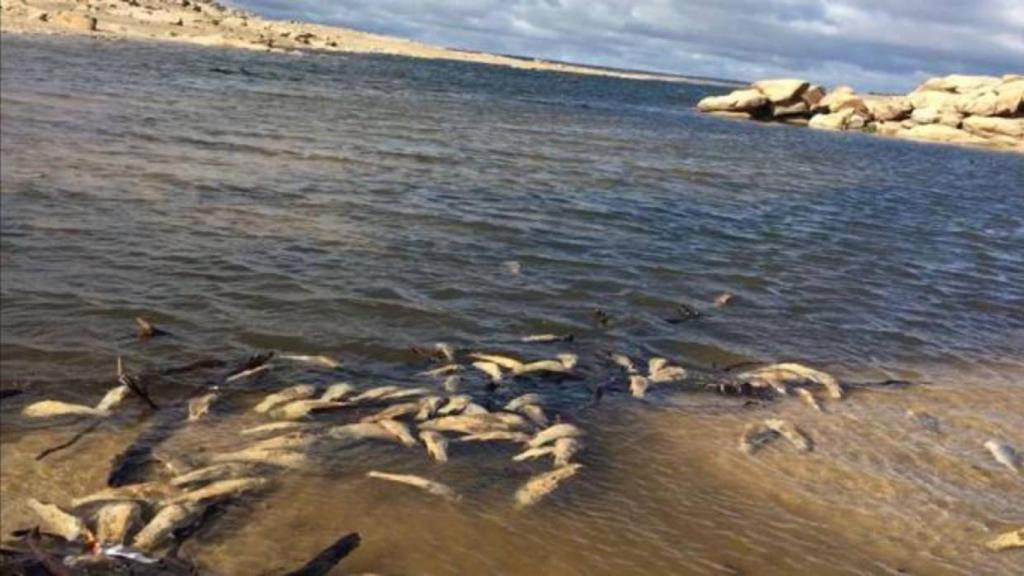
231,0 -> 1024,92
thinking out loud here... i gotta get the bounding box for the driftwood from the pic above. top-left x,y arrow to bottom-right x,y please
281,532 -> 361,576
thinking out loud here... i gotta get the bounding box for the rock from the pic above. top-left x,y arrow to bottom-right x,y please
871,121 -> 903,137
895,124 -> 988,146
697,89 -> 769,114
771,96 -> 810,118
52,10 -> 97,31
962,116 -> 1024,140
995,78 -> 1024,116
910,106 -> 962,127
955,79 -> 1023,117
908,90 -> 961,112
863,96 -> 912,121
808,108 -> 863,131
915,74 -> 1001,94
708,111 -> 753,120
846,113 -> 867,130
752,78 -> 810,103
802,85 -> 826,109
820,91 -> 868,115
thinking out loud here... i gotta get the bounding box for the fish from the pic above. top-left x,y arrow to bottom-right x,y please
327,422 -> 399,443
739,422 -> 779,455
26,499 -> 91,542
135,317 -> 168,339
415,396 -> 445,421
629,375 -> 651,398
513,445 -> 557,462
528,423 -> 584,448
610,353 -> 637,374
351,386 -> 430,404
271,399 -> 350,421
366,471 -> 460,501
420,364 -> 462,378
491,412 -> 532,430
469,353 -> 524,372
764,419 -> 813,452
245,432 -> 317,452
442,375 -> 461,393
514,464 -> 582,508
459,431 -> 531,443
796,388 -> 824,413
435,343 -> 455,363
648,358 -> 669,375
131,503 -> 203,553
171,462 -> 258,487
280,354 -> 341,369
94,501 -> 141,546
282,532 -> 361,576
72,482 -> 178,508
521,333 -> 574,343
241,421 -> 312,436
472,361 -> 504,383
987,528 -> 1023,551
23,400 -> 108,419
436,395 -> 473,416
361,402 -> 421,423
420,430 -> 449,462
648,364 -> 687,383
462,402 -> 490,416
984,440 -> 1020,473
552,437 -> 584,467
94,385 -> 131,413
254,385 -> 318,414
166,477 -> 268,505
738,363 -> 843,400
517,404 -> 549,427
420,414 -> 519,435
320,382 -> 355,402
211,448 -> 309,469
225,364 -> 271,383
379,419 -> 419,447
187,393 -> 219,422
505,393 -> 543,413
516,353 -> 578,375
714,293 -> 734,307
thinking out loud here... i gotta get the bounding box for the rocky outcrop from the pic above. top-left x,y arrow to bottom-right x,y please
696,74 -> 1024,152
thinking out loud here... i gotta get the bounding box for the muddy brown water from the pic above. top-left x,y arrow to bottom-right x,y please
1,35 -> 1023,575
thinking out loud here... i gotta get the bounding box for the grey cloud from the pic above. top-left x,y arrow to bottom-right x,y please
230,0 -> 1024,91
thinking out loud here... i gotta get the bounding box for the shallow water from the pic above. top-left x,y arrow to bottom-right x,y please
1,35 -> 1023,575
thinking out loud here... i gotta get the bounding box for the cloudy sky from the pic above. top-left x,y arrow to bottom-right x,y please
234,0 -> 1024,92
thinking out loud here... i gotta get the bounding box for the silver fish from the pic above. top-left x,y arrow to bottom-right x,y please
514,464 -> 582,508
379,419 -> 419,447
517,404 -> 549,428
505,393 -> 543,412
442,375 -> 461,393
459,431 -> 531,443
26,499 -> 91,542
629,375 -> 651,398
280,354 -> 341,369
253,385 -> 317,414
764,419 -> 813,452
132,503 -> 202,553
320,382 -> 355,402
327,422 -> 396,443
420,430 -> 449,463
469,353 -> 524,372
987,528 -> 1024,551
171,462 -> 258,487
240,421 -> 312,436
436,395 -> 473,416
738,363 -> 843,399
521,333 -> 572,343
211,448 -> 308,469
984,439 -> 1020,473
270,398 -> 349,420
225,364 -> 271,383
23,400 -> 108,419
72,482 -> 177,508
420,364 -> 462,378
796,388 -> 824,413
528,423 -> 584,448
95,385 -> 130,413
94,501 -> 141,546
166,477 -> 268,505
610,353 -> 637,374
361,402 -> 421,423
415,396 -> 445,421
472,361 -> 504,382
187,393 -> 219,422
366,471 -> 460,501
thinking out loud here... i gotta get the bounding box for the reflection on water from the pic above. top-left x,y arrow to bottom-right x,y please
1,35 -> 1023,575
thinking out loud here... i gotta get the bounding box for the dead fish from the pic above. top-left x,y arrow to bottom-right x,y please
420,414 -> 517,435
442,375 -> 461,393
552,437 -> 584,467
648,358 -> 686,383
491,412 -> 532,430
503,260 -> 522,275
135,317 -> 167,339
246,432 -> 316,452
764,419 -> 813,452
327,422 -> 398,443
459,431 -> 531,443
271,399 -> 349,421
521,333 -> 574,343
93,501 -> 141,546
26,499 -> 91,542
513,445 -> 557,462
738,363 -> 843,400
517,404 -> 549,428
23,400 -> 108,419
187,393 -> 219,422
984,440 -> 1020,473
987,528 -> 1023,551
131,503 -> 203,553
610,353 -> 637,374
254,385 -> 317,414
94,385 -> 131,413
796,388 -> 824,413
462,402 -> 490,415
435,343 -> 455,363
280,354 -> 341,369
225,364 -> 271,383
629,375 -> 650,398
471,361 -> 504,383
171,462 -> 258,487
528,423 -> 584,448
379,419 -> 419,447
437,395 -> 473,416
415,396 -> 445,421
739,422 -> 779,455
361,402 -> 421,423
320,382 -> 355,402
72,482 -> 178,508
281,532 -> 361,576
166,477 -> 267,505
420,430 -> 449,462
241,421 -> 312,436
517,353 -> 578,375
514,463 -> 582,508
366,471 -> 460,501
352,386 -> 429,403
211,448 -> 308,469
419,364 -> 462,378
505,393 -> 543,413
905,409 -> 940,434
714,293 -> 734,307
469,353 -> 524,372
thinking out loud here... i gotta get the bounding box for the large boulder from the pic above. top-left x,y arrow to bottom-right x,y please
802,85 -> 826,108
895,124 -> 988,146
908,89 -> 961,112
808,108 -> 867,131
994,78 -> 1024,116
870,121 -> 903,137
52,10 -> 97,32
697,89 -> 769,114
915,74 -> 1001,94
752,79 -> 810,103
955,78 -> 1023,117
863,96 -> 912,121
771,96 -> 810,118
911,106 -> 963,127
821,91 -> 869,114
962,116 -> 1024,139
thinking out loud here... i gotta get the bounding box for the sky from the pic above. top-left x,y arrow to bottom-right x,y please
232,0 -> 1024,92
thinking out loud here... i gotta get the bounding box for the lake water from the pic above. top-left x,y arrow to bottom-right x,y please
1,34 -> 1022,575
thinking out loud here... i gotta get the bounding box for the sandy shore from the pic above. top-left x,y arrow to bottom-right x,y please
0,0 -> 733,86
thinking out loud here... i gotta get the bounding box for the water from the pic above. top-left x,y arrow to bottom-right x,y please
1,35 -> 1023,575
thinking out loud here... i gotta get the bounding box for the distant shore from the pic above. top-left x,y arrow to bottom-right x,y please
0,0 -> 737,87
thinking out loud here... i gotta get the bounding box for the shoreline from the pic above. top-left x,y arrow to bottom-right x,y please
0,0 -> 738,87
